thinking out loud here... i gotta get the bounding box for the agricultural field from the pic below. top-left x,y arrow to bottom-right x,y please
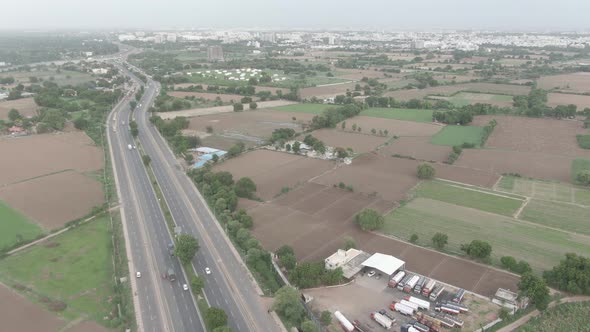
168,91 -> 252,103
0,217 -> 116,325
383,83 -> 530,101
380,136 -> 451,162
360,107 -> 434,123
308,129 -> 389,153
382,198 -> 590,271
547,92 -> 590,109
430,125 -> 484,147
572,158 -> 590,184
520,199 -> 590,236
518,301 -> 590,332
0,200 -> 43,250
299,82 -> 359,99
537,72 -> 590,93
430,92 -> 513,107
0,97 -> 40,120
0,69 -> 95,87
270,103 -> 332,114
497,176 -> 590,206
413,180 -> 525,216
340,116 -> 442,137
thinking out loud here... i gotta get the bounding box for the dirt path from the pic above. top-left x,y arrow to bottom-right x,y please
495,296 -> 590,332
156,100 -> 298,119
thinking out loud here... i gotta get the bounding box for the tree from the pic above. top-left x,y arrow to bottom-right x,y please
42,109 -> 66,130
129,100 -> 137,110
272,286 -> 305,325
280,254 -> 297,271
187,136 -> 201,148
190,275 -> 205,294
352,123 -> 357,131
498,307 -> 510,320
235,177 -> 257,198
233,103 -> 244,112
142,155 -> 151,166
410,234 -> 419,244
290,262 -> 326,288
175,234 -> 199,265
301,320 -> 320,332
576,171 -> 590,186
130,121 -> 139,137
212,327 -> 233,332
249,102 -> 258,110
205,307 -> 228,330
320,310 -> 332,326
417,163 -> 435,179
501,256 -> 517,270
432,233 -> 448,250
543,253 -> 590,294
8,109 -> 21,122
341,121 -> 346,129
276,245 -> 295,257
73,117 -> 88,130
206,126 -> 214,133
355,208 -> 384,231
334,147 -> 348,159
212,154 -> 219,163
519,273 -> 550,311
461,240 -> 492,260
342,236 -> 356,250
292,141 -> 301,154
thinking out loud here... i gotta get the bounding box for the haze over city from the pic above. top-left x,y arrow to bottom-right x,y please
1,0 -> 590,31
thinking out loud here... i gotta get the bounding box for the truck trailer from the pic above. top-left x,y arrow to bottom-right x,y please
440,300 -> 469,313
390,302 -> 415,316
413,276 -> 426,294
429,286 -> 445,301
334,311 -> 354,332
452,288 -> 465,303
421,280 -> 437,297
409,320 -> 430,332
404,275 -> 420,293
434,304 -> 460,315
405,296 -> 431,311
400,324 -> 420,332
397,274 -> 412,291
371,312 -> 394,330
389,271 -> 406,288
400,300 -> 420,312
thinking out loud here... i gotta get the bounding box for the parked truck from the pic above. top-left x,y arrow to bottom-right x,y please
429,286 -> 445,301
397,274 -> 412,291
400,299 -> 420,312
389,271 -> 406,288
404,275 -> 420,293
440,300 -> 469,313
334,311 -> 354,332
413,276 -> 426,294
167,243 -> 175,256
400,324 -> 420,332
421,280 -> 437,297
352,320 -> 371,332
405,296 -> 431,311
371,312 -> 394,330
434,304 -> 460,315
409,320 -> 430,332
390,302 -> 415,316
452,288 -> 465,303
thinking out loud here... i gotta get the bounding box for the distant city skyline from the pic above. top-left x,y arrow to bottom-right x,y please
1,0 -> 589,31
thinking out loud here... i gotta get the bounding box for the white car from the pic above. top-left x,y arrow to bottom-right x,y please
367,270 -> 376,277
183,284 -> 189,291
205,267 -> 211,275
136,271 -> 141,278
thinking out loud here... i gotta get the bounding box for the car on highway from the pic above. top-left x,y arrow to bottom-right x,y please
183,284 -> 189,291
205,267 -> 211,275
136,271 -> 141,278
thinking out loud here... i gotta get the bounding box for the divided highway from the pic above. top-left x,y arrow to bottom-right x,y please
107,83 -> 205,332
131,73 -> 280,331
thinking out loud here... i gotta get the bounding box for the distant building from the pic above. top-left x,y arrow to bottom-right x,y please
325,248 -> 372,279
411,40 -> 425,49
154,34 -> 164,44
207,46 -> 224,62
166,34 -> 177,43
328,36 -> 335,45
8,126 -> 25,134
261,32 -> 276,43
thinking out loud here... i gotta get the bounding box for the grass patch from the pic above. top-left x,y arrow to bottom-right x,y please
415,180 -> 524,216
572,158 -> 590,184
519,301 -> 590,332
0,200 -> 44,250
497,176 -> 515,190
382,198 -> 590,272
500,176 -> 590,205
430,125 -> 484,147
576,135 -> 590,149
520,199 -> 590,236
0,216 -> 115,324
360,107 -> 434,122
271,103 -> 331,114
443,92 -> 513,107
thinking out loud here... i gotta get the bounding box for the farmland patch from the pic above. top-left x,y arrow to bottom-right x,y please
360,107 -> 434,123
537,72 -> 590,93
270,103 -> 332,114
340,116 -> 442,137
308,129 -> 388,153
0,97 -> 40,120
547,92 -> 590,110
430,125 -> 484,147
0,200 -> 43,250
520,199 -> 590,235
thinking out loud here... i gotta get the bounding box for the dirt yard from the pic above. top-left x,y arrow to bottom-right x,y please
340,116 -> 443,137
0,282 -> 66,332
472,115 -> 590,158
309,129 -> 389,153
0,97 -> 40,120
380,137 -> 452,162
0,170 -> 104,230
212,150 -> 335,200
187,109 -> 315,140
168,91 -> 257,103
547,92 -> 590,110
537,72 -> 590,93
0,132 -> 103,186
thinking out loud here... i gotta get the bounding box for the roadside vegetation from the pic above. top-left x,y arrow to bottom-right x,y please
518,301 -> 590,331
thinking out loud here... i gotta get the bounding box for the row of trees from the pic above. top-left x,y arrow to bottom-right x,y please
309,104 -> 364,130
149,115 -> 200,155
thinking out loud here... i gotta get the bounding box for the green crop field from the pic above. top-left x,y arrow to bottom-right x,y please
520,199 -> 590,236
430,125 -> 484,147
360,108 -> 434,122
519,301 -> 590,332
271,103 -> 332,114
572,158 -> 590,184
382,198 -> 590,271
414,180 -> 524,216
498,176 -> 590,206
443,92 -> 513,107
576,134 -> 590,149
0,216 -> 114,323
0,201 -> 43,250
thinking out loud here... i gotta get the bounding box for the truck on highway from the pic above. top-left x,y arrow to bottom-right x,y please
390,302 -> 414,316
167,267 -> 176,282
404,275 -> 420,293
334,311 -> 354,332
370,312 -> 394,330
388,270 -> 405,288
405,296 -> 431,311
429,286 -> 445,301
127,144 -> 132,150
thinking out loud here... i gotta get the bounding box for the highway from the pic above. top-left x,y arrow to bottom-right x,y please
129,70 -> 280,331
107,81 -> 206,332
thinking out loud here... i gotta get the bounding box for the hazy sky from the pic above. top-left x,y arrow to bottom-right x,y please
2,0 -> 589,31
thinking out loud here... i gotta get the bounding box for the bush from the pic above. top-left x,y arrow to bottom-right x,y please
205,307 -> 228,330
501,256 -> 517,270
249,101 -> 258,109
432,233 -> 448,250
410,234 -> 419,244
233,103 -> 244,112
417,163 -> 435,179
343,236 -> 356,250
576,171 -> 590,186
543,253 -> 590,294
235,177 -> 257,198
461,240 -> 492,260
355,209 -> 384,231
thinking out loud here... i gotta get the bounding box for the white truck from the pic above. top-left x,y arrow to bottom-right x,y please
390,302 -> 415,316
371,312 -> 394,330
127,144 -> 132,150
334,311 -> 354,332
405,296 -> 431,311
400,299 -> 420,312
